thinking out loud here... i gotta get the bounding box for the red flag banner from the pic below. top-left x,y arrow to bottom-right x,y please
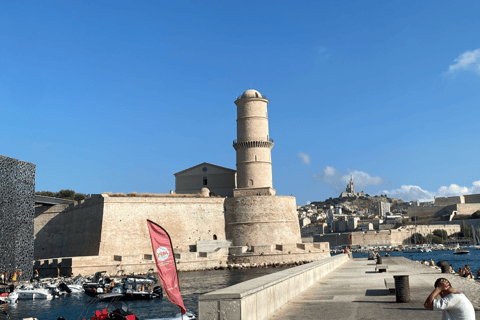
147,220 -> 186,314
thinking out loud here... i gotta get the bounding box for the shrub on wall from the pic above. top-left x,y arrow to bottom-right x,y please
471,211 -> 480,219
36,189 -> 89,201
411,233 -> 425,244
433,229 -> 447,239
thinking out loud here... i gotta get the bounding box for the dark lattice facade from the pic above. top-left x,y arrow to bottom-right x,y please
0,155 -> 35,279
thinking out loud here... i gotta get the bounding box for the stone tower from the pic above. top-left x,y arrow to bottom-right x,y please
346,175 -> 355,193
233,89 -> 276,197
226,89 -> 301,247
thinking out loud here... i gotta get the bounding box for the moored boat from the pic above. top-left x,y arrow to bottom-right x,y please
453,246 -> 470,255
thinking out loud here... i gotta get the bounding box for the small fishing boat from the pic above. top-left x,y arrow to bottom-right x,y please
0,291 -> 18,304
403,246 -> 423,253
15,286 -> 56,300
148,312 -> 196,320
453,245 -> 470,255
85,276 -> 163,301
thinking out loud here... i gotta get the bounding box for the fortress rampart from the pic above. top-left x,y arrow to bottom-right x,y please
317,225 -> 460,247
225,196 -> 301,247
34,193 -> 329,273
35,194 -> 226,260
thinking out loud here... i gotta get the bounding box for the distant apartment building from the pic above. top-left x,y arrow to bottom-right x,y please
299,217 -> 311,228
300,223 -> 327,237
357,222 -> 373,231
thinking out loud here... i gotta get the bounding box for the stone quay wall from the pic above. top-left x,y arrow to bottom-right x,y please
316,225 -> 460,247
225,196 -> 301,247
198,254 -> 349,320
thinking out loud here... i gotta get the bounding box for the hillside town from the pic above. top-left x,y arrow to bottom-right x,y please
298,176 -> 480,250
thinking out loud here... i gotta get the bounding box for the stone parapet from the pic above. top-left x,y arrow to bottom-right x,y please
198,254 -> 350,320
233,187 -> 276,197
229,246 -> 248,255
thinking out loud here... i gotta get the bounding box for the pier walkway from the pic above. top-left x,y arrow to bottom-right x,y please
268,256 -> 480,320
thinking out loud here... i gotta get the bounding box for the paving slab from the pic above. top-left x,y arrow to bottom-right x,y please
268,256 -> 480,320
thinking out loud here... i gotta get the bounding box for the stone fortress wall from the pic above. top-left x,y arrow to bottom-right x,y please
34,193 -> 329,274
465,194 -> 480,203
225,196 -> 301,247
317,225 -> 460,247
97,194 -> 226,255
407,203 -> 480,219
34,197 -> 104,259
35,193 -> 226,259
434,196 -> 465,206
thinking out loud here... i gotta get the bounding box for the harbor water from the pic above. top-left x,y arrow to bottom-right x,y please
3,249 -> 480,320
352,248 -> 480,274
1,266 -> 291,320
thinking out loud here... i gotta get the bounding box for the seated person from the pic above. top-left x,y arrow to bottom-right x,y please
424,278 -> 475,319
449,265 -> 455,274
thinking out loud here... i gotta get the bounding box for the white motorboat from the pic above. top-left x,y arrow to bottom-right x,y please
146,312 -> 196,320
453,246 -> 470,255
403,247 -> 423,253
0,292 -> 18,304
16,287 -> 56,300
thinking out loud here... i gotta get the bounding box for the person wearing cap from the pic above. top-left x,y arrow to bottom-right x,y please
424,278 -> 475,319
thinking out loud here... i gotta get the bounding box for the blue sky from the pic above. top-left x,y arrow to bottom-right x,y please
1,1 -> 480,205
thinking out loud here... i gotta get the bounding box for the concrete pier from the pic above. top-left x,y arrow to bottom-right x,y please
268,257 -> 480,319
198,254 -> 349,320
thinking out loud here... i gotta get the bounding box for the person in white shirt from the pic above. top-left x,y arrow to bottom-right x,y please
424,278 -> 475,320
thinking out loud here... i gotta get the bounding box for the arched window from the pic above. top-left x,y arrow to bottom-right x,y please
249,179 -> 254,186
255,155 -> 257,161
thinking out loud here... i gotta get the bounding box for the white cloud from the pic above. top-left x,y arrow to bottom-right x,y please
316,46 -> 330,59
381,185 -> 434,202
381,180 -> 480,202
446,49 -> 480,75
298,152 -> 311,165
313,166 -> 383,192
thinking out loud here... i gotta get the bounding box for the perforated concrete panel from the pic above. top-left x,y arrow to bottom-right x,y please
0,155 -> 35,279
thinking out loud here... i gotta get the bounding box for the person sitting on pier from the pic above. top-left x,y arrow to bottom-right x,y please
458,268 -> 464,276
463,266 -> 474,280
476,269 -> 480,279
424,278 -> 475,320
449,265 -> 455,274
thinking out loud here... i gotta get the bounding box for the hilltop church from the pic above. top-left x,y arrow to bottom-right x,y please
339,175 -> 365,198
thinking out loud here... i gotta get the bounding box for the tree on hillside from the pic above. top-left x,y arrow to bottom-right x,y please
35,189 -> 89,201
433,229 -> 447,239
411,233 -> 425,244
459,226 -> 472,239
426,234 -> 443,244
